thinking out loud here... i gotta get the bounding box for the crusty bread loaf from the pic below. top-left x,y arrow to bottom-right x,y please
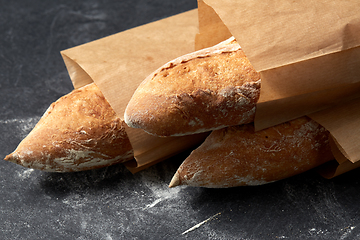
124,37 -> 261,137
169,117 -> 334,188
5,83 -> 134,172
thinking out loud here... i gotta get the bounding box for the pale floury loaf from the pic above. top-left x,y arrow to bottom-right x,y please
169,117 -> 334,188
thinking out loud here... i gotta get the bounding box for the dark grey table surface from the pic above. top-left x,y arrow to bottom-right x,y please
1,1 -> 360,239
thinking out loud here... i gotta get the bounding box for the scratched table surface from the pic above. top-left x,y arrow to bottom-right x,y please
1,1 -> 360,239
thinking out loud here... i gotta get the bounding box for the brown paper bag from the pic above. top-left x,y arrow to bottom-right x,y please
61,9 -> 209,173
196,0 -> 360,177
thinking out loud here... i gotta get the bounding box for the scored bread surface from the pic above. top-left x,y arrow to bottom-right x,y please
169,117 -> 334,188
125,37 -> 261,137
5,83 -> 134,172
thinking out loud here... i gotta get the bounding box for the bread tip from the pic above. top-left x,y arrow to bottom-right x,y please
4,153 -> 15,163
168,171 -> 181,188
123,111 -> 136,129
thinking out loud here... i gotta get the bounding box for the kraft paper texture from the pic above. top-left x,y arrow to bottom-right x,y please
196,0 -> 360,177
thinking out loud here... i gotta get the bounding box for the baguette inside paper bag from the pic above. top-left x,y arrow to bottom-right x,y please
61,10 -> 209,173
195,0 -> 360,178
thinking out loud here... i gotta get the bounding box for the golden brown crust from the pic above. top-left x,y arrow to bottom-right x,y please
169,117 -> 334,188
124,37 -> 261,137
5,83 -> 134,172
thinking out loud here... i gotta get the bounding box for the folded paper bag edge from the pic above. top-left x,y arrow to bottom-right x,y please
61,52 -> 94,89
309,97 -> 360,165
195,0 -> 232,50
318,160 -> 360,179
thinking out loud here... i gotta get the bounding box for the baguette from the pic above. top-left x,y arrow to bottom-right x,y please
4,83 -> 134,172
124,37 -> 261,137
169,117 -> 334,188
